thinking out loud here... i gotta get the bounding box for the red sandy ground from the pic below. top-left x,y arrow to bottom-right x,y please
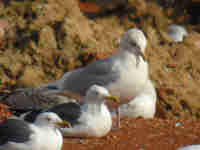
1,104 -> 200,150
62,118 -> 200,150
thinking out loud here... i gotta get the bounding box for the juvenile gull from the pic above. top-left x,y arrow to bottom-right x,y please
40,28 -> 149,127
177,145 -> 200,150
168,24 -> 188,42
111,79 -> 157,118
0,112 -> 70,150
10,85 -> 118,138
0,87 -> 78,110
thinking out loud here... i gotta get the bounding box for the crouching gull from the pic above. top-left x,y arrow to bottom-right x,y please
39,28 -> 149,128
168,24 -> 188,42
0,112 -> 70,150
0,87 -> 79,110
10,85 -> 119,138
111,79 -> 157,119
177,145 -> 200,150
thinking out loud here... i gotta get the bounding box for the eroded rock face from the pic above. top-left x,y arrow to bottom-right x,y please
38,26 -> 57,50
0,19 -> 9,49
0,0 -> 200,119
17,66 -> 45,87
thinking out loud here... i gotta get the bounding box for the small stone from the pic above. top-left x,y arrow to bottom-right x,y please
0,19 -> 9,45
18,66 -> 45,87
185,32 -> 200,48
38,26 -> 57,49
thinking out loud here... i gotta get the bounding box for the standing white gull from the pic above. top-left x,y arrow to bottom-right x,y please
39,28 -> 149,127
0,112 -> 70,150
10,85 -> 118,138
40,28 -> 148,98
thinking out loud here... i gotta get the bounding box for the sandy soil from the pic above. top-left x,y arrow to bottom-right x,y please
62,118 -> 200,150
0,104 -> 200,150
0,0 -> 199,119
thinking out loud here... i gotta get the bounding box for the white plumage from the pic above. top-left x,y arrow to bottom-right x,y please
0,112 -> 69,150
40,28 -> 149,105
168,24 -> 188,42
60,85 -> 117,137
112,79 -> 157,118
177,145 -> 200,150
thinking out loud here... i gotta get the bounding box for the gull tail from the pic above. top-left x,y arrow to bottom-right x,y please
8,107 -> 44,122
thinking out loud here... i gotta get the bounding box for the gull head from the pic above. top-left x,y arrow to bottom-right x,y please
85,85 -> 118,103
34,112 -> 71,128
168,24 -> 188,42
119,28 -> 147,54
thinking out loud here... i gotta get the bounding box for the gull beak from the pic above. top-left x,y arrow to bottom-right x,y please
56,120 -> 72,128
104,95 -> 120,103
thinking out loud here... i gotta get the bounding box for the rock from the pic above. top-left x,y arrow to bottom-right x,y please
0,27 -> 4,43
0,104 -> 11,122
0,19 -> 9,48
184,32 -> 200,48
38,26 -> 57,49
18,66 -> 45,87
78,0 -> 128,14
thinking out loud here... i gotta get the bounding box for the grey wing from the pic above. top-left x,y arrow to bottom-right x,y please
0,119 -> 33,145
41,69 -> 83,91
62,57 -> 120,95
0,87 -> 71,109
8,107 -> 42,120
0,88 -> 42,109
22,109 -> 44,123
22,103 -> 82,126
48,103 -> 82,126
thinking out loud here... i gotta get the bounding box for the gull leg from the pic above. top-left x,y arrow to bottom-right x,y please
111,107 -> 120,130
116,107 -> 120,129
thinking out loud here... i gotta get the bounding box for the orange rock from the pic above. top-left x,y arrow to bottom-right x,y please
0,19 -> 9,30
0,104 -> 11,122
185,32 -> 200,49
166,64 -> 177,68
78,1 -> 101,13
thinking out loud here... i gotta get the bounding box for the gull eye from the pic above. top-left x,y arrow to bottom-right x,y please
95,91 -> 99,96
46,117 -> 51,121
130,40 -> 137,47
